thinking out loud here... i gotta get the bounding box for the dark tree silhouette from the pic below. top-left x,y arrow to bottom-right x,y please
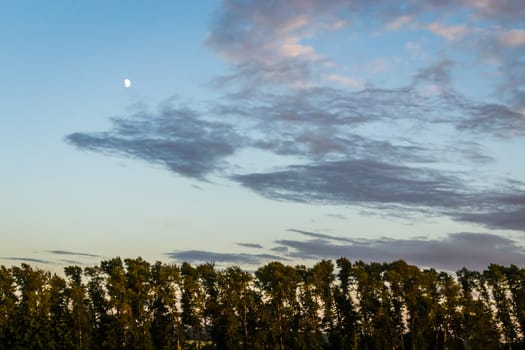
1,258 -> 525,350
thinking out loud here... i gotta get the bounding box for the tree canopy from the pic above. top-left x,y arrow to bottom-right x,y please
1,258 -> 524,350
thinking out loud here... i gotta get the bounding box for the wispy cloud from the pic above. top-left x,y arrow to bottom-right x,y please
66,104 -> 243,180
1,257 -> 50,264
426,22 -> 468,41
237,242 -> 264,249
234,159 -> 525,231
498,29 -> 525,48
48,250 -> 99,258
166,250 -> 286,265
326,74 -> 365,89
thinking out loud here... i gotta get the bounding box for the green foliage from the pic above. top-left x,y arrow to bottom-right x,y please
1,258 -> 524,349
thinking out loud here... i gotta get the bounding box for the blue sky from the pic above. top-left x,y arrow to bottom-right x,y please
2,0 -> 525,272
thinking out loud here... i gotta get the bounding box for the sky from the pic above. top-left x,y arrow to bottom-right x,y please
2,0 -> 525,273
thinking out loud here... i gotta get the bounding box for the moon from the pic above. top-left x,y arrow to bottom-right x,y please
123,78 -> 131,88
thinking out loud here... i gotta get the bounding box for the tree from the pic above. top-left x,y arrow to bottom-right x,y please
84,265 -> 111,350
294,265 -> 324,350
124,257 -> 154,350
312,260 -> 335,337
504,265 -> 525,345
331,257 -> 359,350
149,261 -> 182,350
99,257 -> 131,349
11,264 -> 53,349
350,260 -> 389,350
214,266 -> 254,350
196,263 -> 220,348
484,264 -> 520,349
64,265 -> 91,350
180,262 -> 205,349
255,261 -> 299,350
0,266 -> 17,350
456,267 -> 500,350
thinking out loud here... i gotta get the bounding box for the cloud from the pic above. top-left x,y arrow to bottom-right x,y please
48,250 -> 99,258
461,0 -> 525,22
66,105 -> 243,180
414,60 -> 455,86
386,15 -> 413,30
278,230 -> 525,271
327,74 -> 365,89
237,242 -> 264,249
498,29 -> 525,48
449,191 -> 525,231
233,159 -> 525,231
270,246 -> 289,253
426,22 -> 468,41
166,250 -> 286,265
233,159 -> 467,208
59,259 -> 85,265
1,257 -> 50,264
458,103 -> 525,136
279,40 -> 317,59
204,1 -> 345,89
288,229 -> 362,243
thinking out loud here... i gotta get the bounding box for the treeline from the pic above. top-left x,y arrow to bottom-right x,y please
1,258 -> 525,350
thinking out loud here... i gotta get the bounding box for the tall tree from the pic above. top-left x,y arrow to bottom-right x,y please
383,260 -> 409,350
149,261 -> 182,350
99,257 -> 131,350
214,266 -> 254,350
197,263 -> 220,347
312,260 -> 335,337
11,264 -> 53,349
84,265 -> 111,350
456,267 -> 500,350
0,266 -> 17,350
124,257 -> 154,350
48,273 -> 71,350
504,265 -> 525,344
64,265 -> 91,350
331,257 -> 359,350
484,264 -> 519,349
294,265 -> 324,350
180,262 -> 205,349
255,261 -> 299,350
351,260 -> 388,350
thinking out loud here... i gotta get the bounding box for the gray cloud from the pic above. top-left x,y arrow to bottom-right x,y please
66,106 -> 243,179
234,159 -> 467,208
234,159 -> 525,231
48,250 -> 99,258
450,191 -> 525,231
59,259 -> 85,265
236,242 -> 264,249
278,230 -> 525,271
270,246 -> 289,253
288,229 -> 360,243
2,257 -> 50,264
166,250 -> 286,265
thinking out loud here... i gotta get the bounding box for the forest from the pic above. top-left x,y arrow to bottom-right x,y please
1,257 -> 525,350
